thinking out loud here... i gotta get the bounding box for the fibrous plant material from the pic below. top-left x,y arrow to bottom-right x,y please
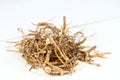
14,16 -> 110,75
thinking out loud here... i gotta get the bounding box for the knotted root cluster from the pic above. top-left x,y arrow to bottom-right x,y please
15,16 -> 109,75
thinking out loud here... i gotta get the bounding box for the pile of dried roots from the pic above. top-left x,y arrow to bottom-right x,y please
15,16 -> 109,75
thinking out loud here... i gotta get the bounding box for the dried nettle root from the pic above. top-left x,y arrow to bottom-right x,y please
15,16 -> 109,75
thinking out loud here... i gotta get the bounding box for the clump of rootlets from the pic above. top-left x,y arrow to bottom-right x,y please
14,16 -> 110,75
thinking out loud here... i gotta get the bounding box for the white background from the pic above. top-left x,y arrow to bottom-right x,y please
0,0 -> 120,80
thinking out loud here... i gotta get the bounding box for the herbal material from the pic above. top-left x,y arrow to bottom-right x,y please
14,16 -> 109,75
